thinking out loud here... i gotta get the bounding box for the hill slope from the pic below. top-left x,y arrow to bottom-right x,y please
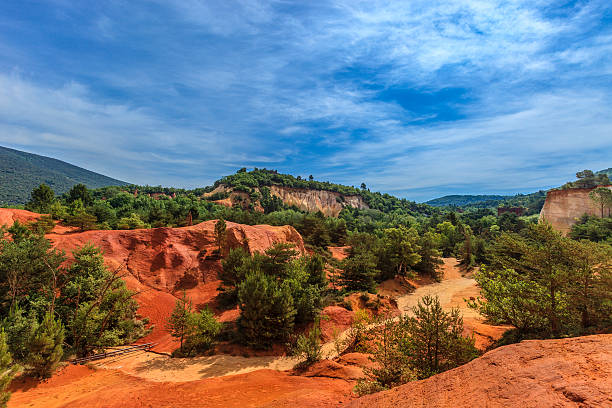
350,334 -> 612,408
0,146 -> 127,204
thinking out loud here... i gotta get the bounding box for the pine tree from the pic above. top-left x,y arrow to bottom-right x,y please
0,329 -> 18,407
27,312 -> 64,378
214,219 -> 227,253
166,291 -> 193,352
238,271 -> 296,348
401,295 -> 478,378
340,253 -> 378,292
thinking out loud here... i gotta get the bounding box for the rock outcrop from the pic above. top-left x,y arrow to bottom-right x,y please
269,185 -> 368,217
206,184 -> 369,217
46,220 -> 305,349
539,186 -> 612,234
350,334 -> 612,408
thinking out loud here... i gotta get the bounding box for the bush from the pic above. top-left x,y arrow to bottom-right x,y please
289,322 -> 322,368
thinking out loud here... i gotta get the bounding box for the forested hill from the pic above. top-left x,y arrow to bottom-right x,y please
426,195 -> 510,207
0,145 -> 127,204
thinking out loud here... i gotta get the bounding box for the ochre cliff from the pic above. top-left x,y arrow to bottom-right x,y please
206,184 -> 369,216
269,185 -> 368,216
539,186 -> 612,234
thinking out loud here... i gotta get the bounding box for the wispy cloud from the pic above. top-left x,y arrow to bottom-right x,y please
0,0 -> 610,199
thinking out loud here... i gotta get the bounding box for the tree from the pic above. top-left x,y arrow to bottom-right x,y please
238,271 -> 296,348
27,184 -> 55,213
0,328 -> 18,407
589,187 -> 612,218
565,240 -> 612,330
58,244 -> 149,356
378,226 -> 421,280
183,307 -> 222,355
355,317 -> 415,396
360,183 -> 367,190
340,252 -> 378,292
65,211 -> 97,231
166,291 -> 192,353
474,223 -> 612,338
27,312 -> 64,378
414,231 -> 444,281
214,219 -> 227,253
400,295 -> 477,378
67,184 -> 93,206
309,175 -> 314,181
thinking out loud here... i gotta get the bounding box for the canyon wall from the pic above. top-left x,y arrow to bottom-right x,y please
539,186 -> 612,234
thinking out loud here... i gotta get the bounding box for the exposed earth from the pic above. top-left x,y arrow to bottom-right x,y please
3,208 -> 610,407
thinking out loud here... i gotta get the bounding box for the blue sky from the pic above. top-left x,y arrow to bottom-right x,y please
0,0 -> 611,201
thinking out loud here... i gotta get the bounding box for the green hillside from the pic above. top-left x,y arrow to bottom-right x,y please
597,168 -> 612,179
0,145 -> 127,204
426,195 -> 510,207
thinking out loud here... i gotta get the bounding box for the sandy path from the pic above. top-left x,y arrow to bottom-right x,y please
96,258 -> 488,382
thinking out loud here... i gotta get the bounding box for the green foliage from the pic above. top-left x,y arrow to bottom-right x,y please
27,312 -> 64,378
28,215 -> 56,234
116,213 -> 149,230
588,187 -> 612,217
472,223 -> 612,338
237,270 -> 296,348
354,318 -> 416,396
0,226 -> 64,313
0,329 -> 18,408
413,231 -> 444,281
214,219 -> 227,252
57,244 -> 150,356
184,307 -> 222,354
570,215 -> 612,244
289,322 -> 322,368
560,169 -> 610,190
378,226 -> 421,280
67,184 -> 93,206
340,252 -> 378,292
401,295 -> 478,379
26,184 -> 55,213
166,291 -> 192,352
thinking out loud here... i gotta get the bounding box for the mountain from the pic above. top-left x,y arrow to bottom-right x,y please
0,145 -> 127,204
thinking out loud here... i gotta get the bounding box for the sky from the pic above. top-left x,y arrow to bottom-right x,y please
0,0 -> 611,202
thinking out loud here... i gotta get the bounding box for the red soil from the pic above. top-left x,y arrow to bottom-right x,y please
328,246 -> 349,260
9,364 -> 355,408
0,209 -> 306,352
0,208 -> 41,227
47,220 -> 305,351
349,334 -> 612,408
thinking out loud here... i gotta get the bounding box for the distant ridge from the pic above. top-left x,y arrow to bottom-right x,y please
0,145 -> 127,204
426,194 -> 510,207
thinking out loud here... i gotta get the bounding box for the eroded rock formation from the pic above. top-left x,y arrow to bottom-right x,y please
539,186 -> 612,234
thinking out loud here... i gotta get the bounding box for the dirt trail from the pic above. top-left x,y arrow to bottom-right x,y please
95,258 -> 499,382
